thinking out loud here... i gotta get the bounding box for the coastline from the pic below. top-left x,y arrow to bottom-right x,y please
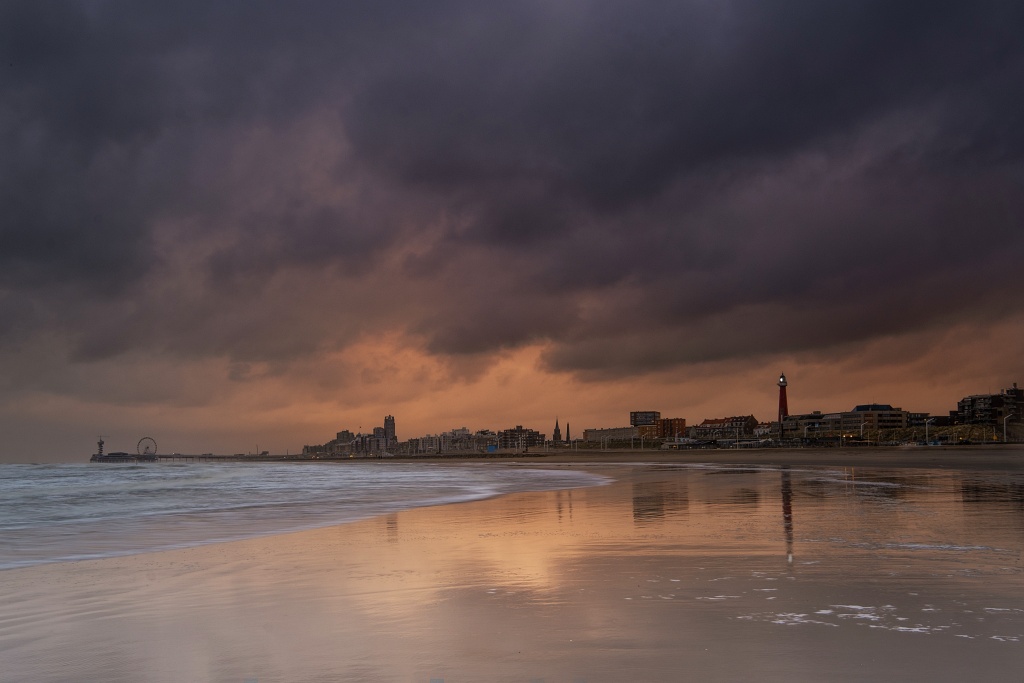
71,443 -> 1024,468
516,444 -> 1019,471
417,444 -> 1024,472
2,451 -> 1022,682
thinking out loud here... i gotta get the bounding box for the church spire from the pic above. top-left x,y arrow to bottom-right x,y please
552,418 -> 562,443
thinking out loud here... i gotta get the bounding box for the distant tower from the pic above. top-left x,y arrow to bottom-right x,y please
552,419 -> 562,443
777,373 -> 789,440
565,423 -> 571,443
384,415 -> 396,444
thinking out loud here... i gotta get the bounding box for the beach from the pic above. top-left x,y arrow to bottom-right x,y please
1,449 -> 1022,682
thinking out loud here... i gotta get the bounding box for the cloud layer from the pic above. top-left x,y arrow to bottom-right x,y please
2,1 -> 1023,457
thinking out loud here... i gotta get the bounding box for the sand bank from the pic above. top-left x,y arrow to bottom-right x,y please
1,454 -> 1022,682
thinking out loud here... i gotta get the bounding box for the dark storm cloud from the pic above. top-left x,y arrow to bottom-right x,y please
0,1 -> 373,291
345,1 -> 1019,203
350,0 -> 1024,371
1,0 -> 1022,382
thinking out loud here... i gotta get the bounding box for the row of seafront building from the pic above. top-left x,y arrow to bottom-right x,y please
302,379 -> 1023,457
302,422 -> 550,457
776,380 -> 1023,444
618,379 -> 1024,446
610,379 -> 1023,446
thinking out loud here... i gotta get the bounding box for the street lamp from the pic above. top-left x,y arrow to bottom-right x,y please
1004,411 -> 1017,443
925,417 -> 936,444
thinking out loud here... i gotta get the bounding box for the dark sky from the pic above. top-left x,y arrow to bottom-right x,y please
2,1 -> 1022,459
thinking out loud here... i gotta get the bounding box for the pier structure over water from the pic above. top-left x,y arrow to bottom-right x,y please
90,437 -> 159,463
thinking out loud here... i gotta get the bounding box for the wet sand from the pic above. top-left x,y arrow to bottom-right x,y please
427,444 -> 1024,471
1,449 -> 1022,682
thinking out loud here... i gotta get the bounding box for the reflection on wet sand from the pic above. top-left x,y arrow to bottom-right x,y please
781,466 -> 794,565
961,479 -> 1024,508
386,513 -> 399,542
631,480 -> 688,523
554,487 -> 575,523
1,460 -> 1023,682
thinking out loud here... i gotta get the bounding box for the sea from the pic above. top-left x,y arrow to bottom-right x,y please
0,461 -> 610,570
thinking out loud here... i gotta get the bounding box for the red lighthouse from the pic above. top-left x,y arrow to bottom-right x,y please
777,373 -> 789,440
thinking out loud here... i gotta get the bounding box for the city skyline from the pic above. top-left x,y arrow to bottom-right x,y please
2,2 -> 1023,461
298,375 -> 1021,457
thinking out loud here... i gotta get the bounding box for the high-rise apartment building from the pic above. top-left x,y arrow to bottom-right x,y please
957,384 -> 1022,425
497,425 -> 545,450
630,411 -> 661,427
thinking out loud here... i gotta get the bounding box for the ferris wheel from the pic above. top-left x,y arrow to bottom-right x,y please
137,437 -> 158,457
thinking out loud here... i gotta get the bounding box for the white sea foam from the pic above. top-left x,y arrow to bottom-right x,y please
0,462 -> 609,569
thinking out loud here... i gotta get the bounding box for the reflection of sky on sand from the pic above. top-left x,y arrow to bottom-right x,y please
334,464 -> 1024,678
1,462 -> 1023,682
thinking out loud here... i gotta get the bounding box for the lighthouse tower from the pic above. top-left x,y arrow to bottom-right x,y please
777,373 -> 789,440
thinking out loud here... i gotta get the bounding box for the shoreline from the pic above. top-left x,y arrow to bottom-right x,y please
511,445 -> 1024,469
9,447 -> 1022,570
6,447 -> 1021,574
376,445 -> 1024,473
73,443 -> 1024,471
0,461 -> 610,572
71,441 -> 1024,467
17,447 -> 1015,572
